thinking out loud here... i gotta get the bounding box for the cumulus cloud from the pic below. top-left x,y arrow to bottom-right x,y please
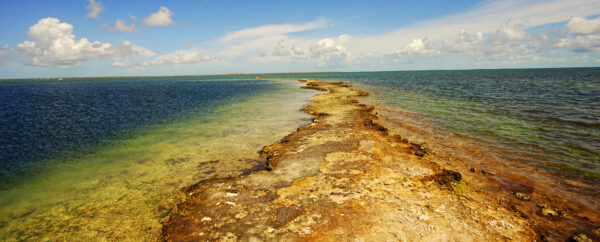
98,19 -> 138,32
555,34 -> 600,52
388,22 -> 534,63
309,34 -> 351,67
16,18 -> 154,68
142,6 -> 176,27
442,29 -> 484,54
86,0 -> 103,19
385,16 -> 600,65
566,16 -> 600,35
494,22 -> 527,40
393,38 -> 442,60
272,40 -> 305,57
221,18 -> 328,43
141,50 -> 212,66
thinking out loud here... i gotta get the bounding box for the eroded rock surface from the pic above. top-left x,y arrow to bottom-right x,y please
162,80 -> 536,241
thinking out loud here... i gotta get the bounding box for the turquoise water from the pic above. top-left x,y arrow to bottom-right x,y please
279,69 -> 600,179
1,69 -> 599,239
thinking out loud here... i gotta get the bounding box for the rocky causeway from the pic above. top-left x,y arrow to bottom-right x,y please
161,80 -> 597,241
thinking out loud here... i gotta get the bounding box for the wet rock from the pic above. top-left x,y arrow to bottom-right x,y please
514,192 -> 532,201
409,144 -> 426,157
260,144 -> 283,171
508,204 -> 528,219
433,169 -> 462,187
541,207 -> 557,217
366,118 -> 388,132
537,204 -> 561,217
480,169 -> 495,176
568,233 -> 592,242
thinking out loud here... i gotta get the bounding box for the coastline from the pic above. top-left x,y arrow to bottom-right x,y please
161,80 -> 565,240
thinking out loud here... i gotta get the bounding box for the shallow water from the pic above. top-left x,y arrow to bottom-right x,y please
2,69 -> 599,239
0,77 -> 314,240
285,69 -> 600,179
282,69 -> 600,232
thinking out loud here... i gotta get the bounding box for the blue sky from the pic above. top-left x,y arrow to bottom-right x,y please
0,0 -> 599,78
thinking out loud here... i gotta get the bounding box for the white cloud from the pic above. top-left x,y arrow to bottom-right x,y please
566,16 -> 600,35
385,15 -> 600,65
555,34 -> 600,52
141,50 -> 212,66
220,18 -> 328,43
98,19 -> 138,32
16,18 -> 154,68
142,6 -> 176,27
86,0 -> 103,19
442,29 -> 484,54
272,40 -> 305,57
389,22 -> 535,63
349,0 -> 600,55
112,58 -> 134,67
232,0 -> 599,69
309,34 -> 351,67
393,38 -> 442,60
494,22 -> 527,40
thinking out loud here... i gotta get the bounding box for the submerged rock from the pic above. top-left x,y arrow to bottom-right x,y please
514,192 -> 532,201
409,144 -> 426,157
537,204 -> 564,217
568,233 -> 592,242
161,79 -> 538,241
434,169 -> 462,187
164,157 -> 190,165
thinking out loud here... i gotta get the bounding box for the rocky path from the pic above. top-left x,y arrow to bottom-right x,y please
161,80 -> 536,241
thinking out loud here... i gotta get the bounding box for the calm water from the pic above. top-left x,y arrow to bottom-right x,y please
286,69 -> 600,179
0,76 -> 314,240
0,77 -> 270,185
1,68 -> 599,240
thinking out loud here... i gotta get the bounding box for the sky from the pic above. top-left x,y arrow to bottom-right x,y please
0,0 -> 599,78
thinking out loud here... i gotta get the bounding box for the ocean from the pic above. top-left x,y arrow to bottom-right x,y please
0,76 -> 315,240
1,68 -> 598,240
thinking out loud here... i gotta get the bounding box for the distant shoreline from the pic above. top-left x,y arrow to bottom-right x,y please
1,66 -> 599,81
0,72 -> 341,81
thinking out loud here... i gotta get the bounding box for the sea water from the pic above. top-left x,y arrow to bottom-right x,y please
2,68 -> 599,239
0,76 -> 314,240
284,68 -> 599,214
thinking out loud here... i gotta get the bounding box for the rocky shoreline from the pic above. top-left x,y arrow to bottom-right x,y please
161,80 -> 594,241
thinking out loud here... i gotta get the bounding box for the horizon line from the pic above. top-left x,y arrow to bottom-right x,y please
1,66 -> 598,81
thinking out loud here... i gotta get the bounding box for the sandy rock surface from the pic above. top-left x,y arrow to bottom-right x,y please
162,80 -> 536,241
